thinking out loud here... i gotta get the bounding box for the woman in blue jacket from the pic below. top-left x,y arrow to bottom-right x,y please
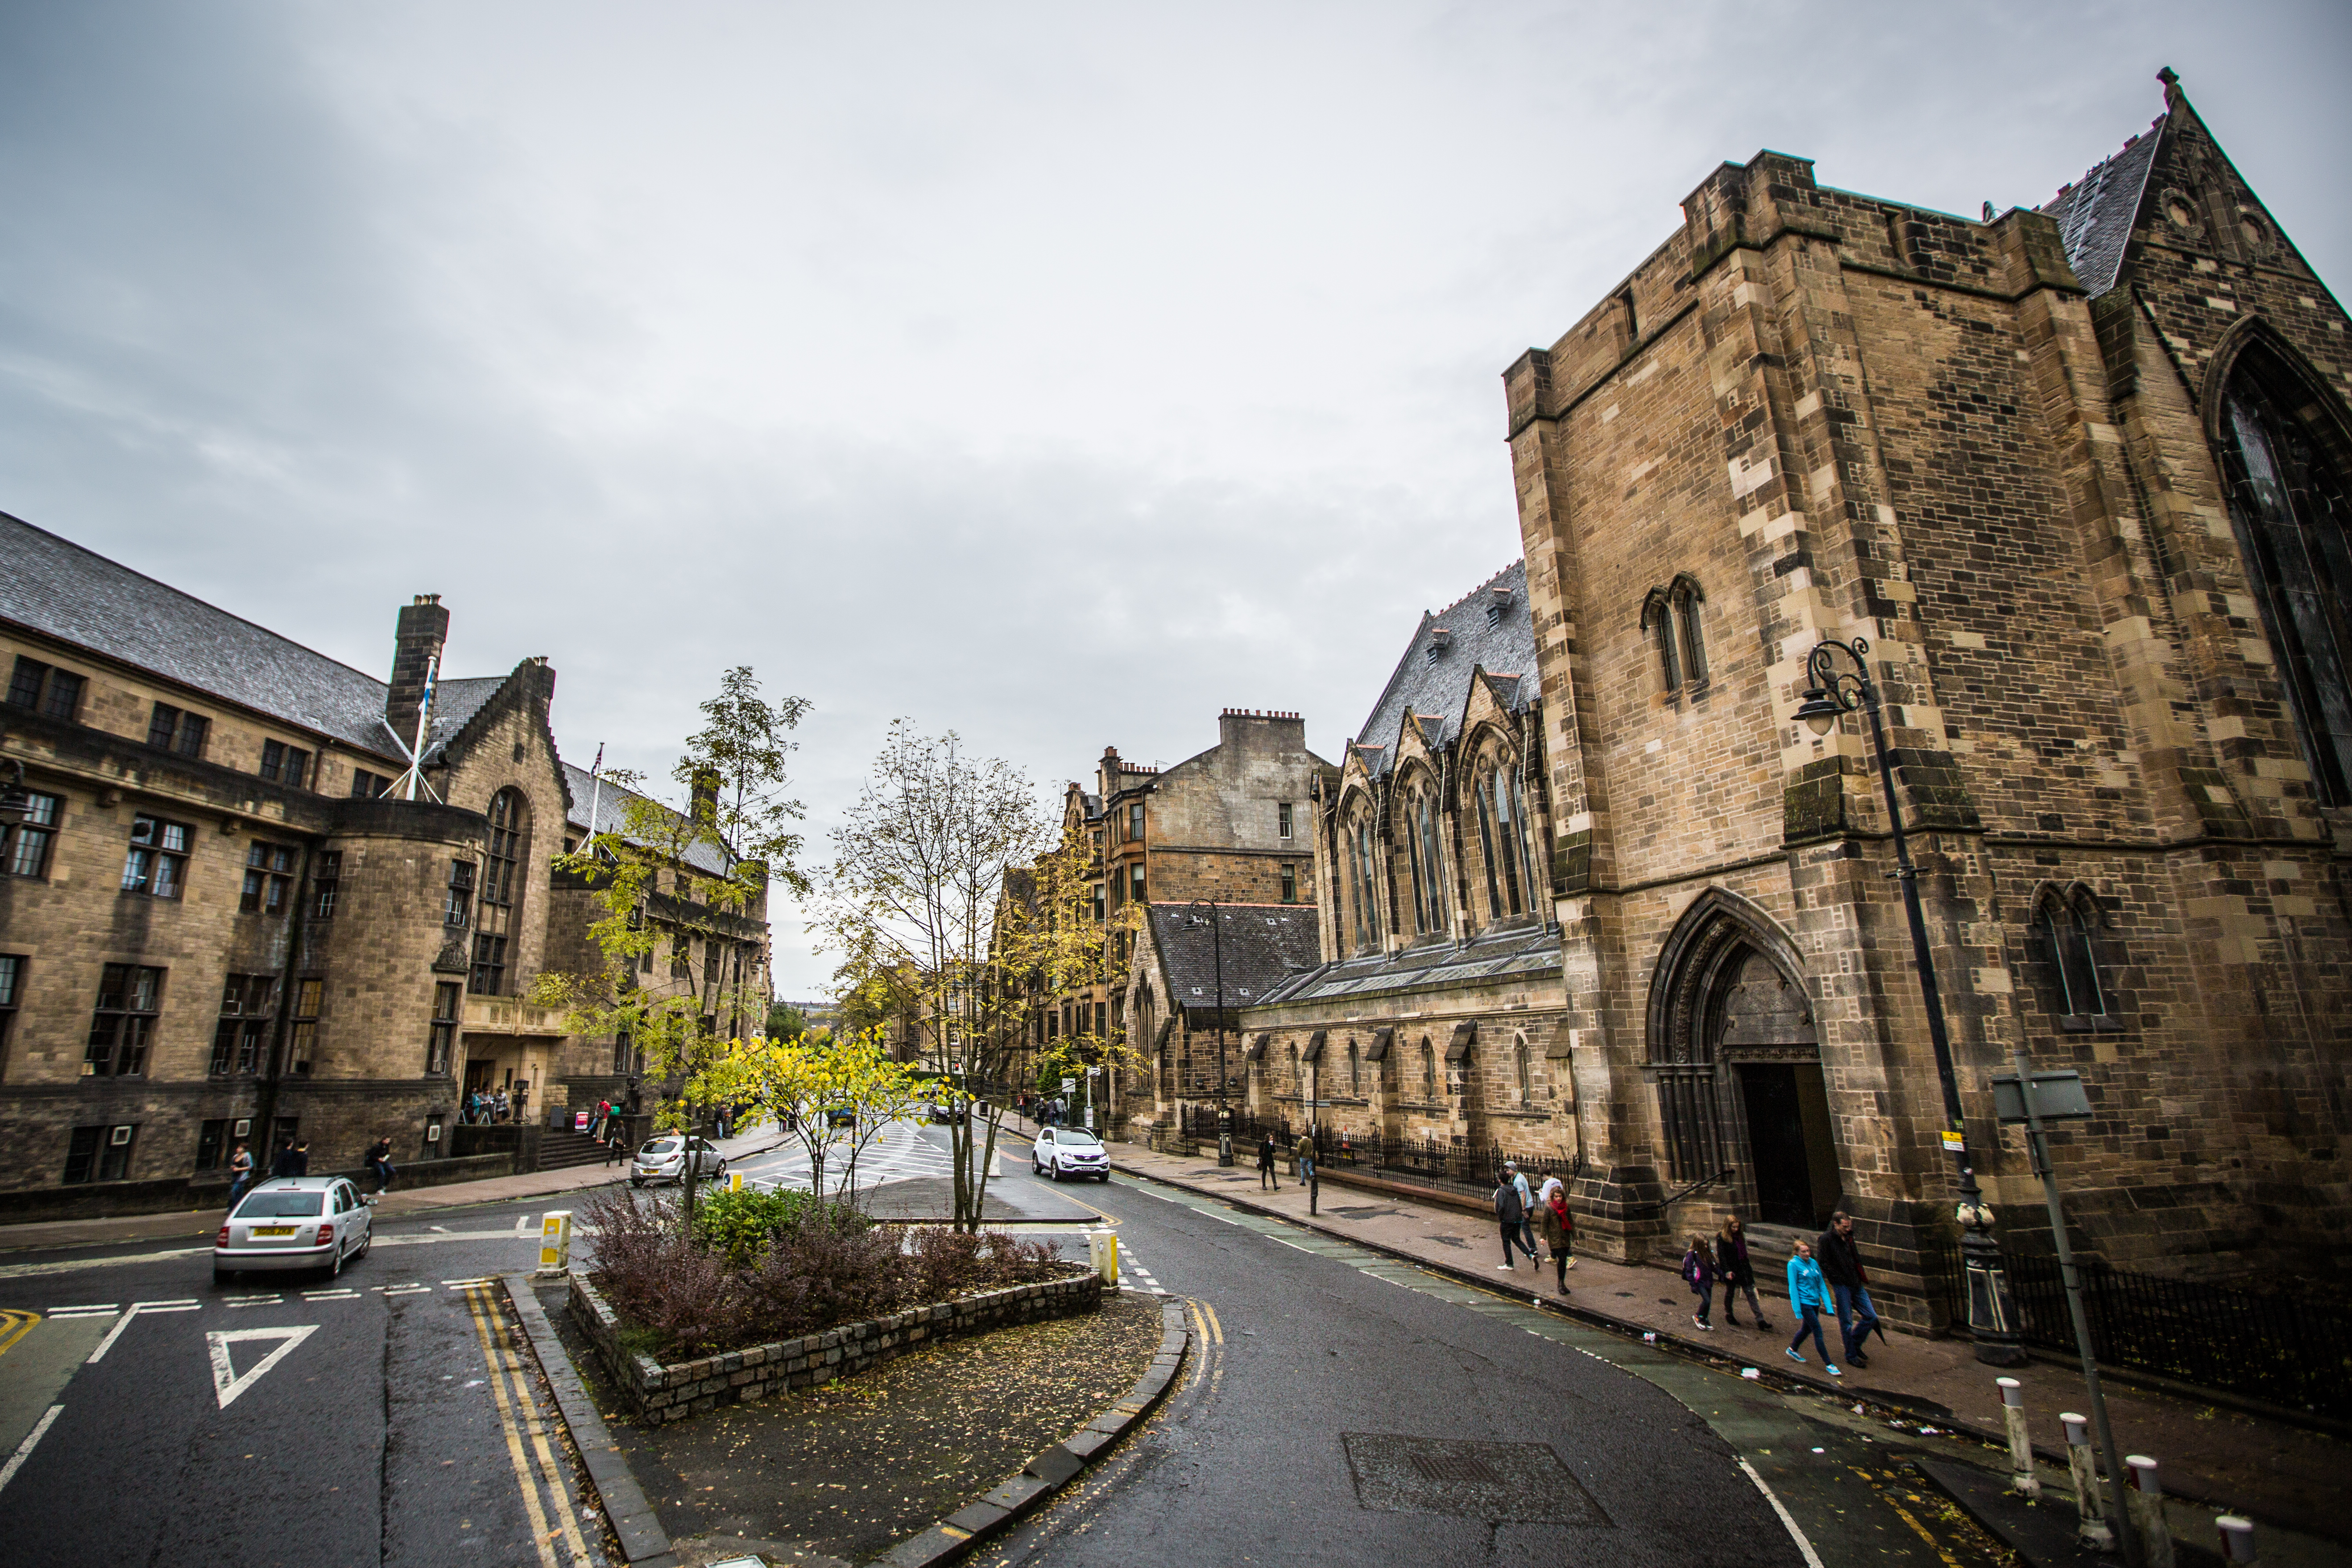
1785,1237 -> 1840,1375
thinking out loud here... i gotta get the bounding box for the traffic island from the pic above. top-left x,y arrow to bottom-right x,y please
534,1278 -> 1174,1565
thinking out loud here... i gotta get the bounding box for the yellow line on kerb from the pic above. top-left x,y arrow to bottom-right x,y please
1199,1302 -> 1224,1346
461,1286 -> 580,1568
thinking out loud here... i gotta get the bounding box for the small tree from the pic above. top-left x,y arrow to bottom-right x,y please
701,1026 -> 923,1211
813,722 -> 1052,1232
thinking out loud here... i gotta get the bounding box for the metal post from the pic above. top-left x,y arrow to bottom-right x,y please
2017,1045 -> 2136,1564
1996,1378 -> 2038,1498
1799,639 -> 2021,1365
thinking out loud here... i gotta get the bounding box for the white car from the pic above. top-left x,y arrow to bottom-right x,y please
1033,1127 -> 1110,1183
215,1177 -> 372,1282
632,1135 -> 725,1187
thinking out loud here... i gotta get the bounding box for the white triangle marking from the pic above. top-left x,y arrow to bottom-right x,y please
207,1325 -> 320,1409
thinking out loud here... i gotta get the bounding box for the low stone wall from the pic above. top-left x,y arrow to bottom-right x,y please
0,1151 -> 518,1224
570,1266 -> 1104,1424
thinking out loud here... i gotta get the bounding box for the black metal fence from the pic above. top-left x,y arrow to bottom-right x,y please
1174,1107 -> 1580,1203
1931,1242 -> 2352,1419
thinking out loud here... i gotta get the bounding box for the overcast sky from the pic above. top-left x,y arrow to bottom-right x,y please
4,2 -> 2344,993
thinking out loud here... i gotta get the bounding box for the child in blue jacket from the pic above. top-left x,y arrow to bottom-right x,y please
1785,1237 -> 1840,1375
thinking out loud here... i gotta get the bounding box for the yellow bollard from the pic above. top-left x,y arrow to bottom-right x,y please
729,1170 -> 744,1193
1087,1229 -> 1119,1287
538,1210 -> 573,1275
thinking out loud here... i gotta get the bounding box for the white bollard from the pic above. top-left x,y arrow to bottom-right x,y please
1997,1377 -> 2039,1500
1087,1229 -> 1119,1287
538,1210 -> 573,1276
2125,1455 -> 2174,1568
2217,1516 -> 2256,1565
2059,1413 -> 2114,1550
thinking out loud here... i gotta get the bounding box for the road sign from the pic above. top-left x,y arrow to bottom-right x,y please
207,1325 -> 319,1409
1992,1071 -> 2093,1124
1060,1077 -> 1076,1094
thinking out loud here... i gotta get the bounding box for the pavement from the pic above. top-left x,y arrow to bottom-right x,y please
1089,1131 -> 2352,1555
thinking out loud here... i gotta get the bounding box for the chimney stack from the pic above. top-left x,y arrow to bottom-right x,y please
386,594 -> 448,753
691,766 -> 721,826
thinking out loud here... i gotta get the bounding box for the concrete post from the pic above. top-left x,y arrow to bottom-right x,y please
1087,1229 -> 1119,1287
1997,1377 -> 2038,1499
2125,1455 -> 2174,1568
537,1210 -> 573,1277
2216,1517 -> 2255,1565
2059,1413 -> 2114,1550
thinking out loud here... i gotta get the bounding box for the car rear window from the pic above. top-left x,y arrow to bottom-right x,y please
235,1191 -> 325,1218
641,1139 -> 680,1155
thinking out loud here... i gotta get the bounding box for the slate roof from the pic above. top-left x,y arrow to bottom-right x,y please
1147,903 -> 1321,1012
1352,561 -> 1532,777
561,760 -> 733,876
1254,918 -> 1560,1007
2040,115 -> 2166,299
0,508 -> 513,762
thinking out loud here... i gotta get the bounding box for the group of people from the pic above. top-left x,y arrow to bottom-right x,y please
1491,1161 -> 1577,1290
1254,1130 -> 1322,1190
463,1087 -> 521,1125
220,1132 -> 400,1210
1679,1210 -> 1883,1376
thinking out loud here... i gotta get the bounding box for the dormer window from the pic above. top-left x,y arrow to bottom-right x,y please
1425,629 -> 1453,666
1485,586 -> 1511,627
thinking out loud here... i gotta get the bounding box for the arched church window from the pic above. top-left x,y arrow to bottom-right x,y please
1505,765 -> 1539,913
2217,359 -> 2352,803
1347,1038 -> 1360,1096
1420,1039 -> 1435,1100
1347,807 -> 1383,952
1417,790 -> 1447,934
1514,1034 -> 1531,1105
2032,889 -> 2111,1028
1402,786 -> 1429,936
1641,578 -> 1709,698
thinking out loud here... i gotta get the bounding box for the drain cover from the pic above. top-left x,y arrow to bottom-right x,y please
1342,1434 -> 1607,1523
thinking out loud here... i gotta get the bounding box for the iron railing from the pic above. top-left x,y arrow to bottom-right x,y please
1930,1241 -> 2352,1419
1175,1107 -> 1580,1202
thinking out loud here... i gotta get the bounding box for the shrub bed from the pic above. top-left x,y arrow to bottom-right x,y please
578,1184 -> 1092,1367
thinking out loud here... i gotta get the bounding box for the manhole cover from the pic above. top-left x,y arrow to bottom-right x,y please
1342,1434 -> 1608,1523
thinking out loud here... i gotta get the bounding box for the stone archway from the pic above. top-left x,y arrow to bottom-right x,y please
1645,889 -> 1840,1228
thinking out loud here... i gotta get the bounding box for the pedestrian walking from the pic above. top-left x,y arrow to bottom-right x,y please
1681,1233 -> 1717,1329
226,1142 -> 255,1208
465,1090 -> 482,1125
1714,1217 -> 1772,1330
1536,1183 -> 1574,1293
1493,1172 -> 1530,1270
364,1135 -> 396,1194
493,1088 -> 511,1123
268,1140 -> 301,1179
1784,1237 -> 1840,1375
605,1119 -> 629,1166
1507,1163 -> 1538,1261
593,1097 -> 611,1139
1817,1210 -> 1883,1369
1258,1133 -> 1279,1189
1296,1130 -> 1317,1185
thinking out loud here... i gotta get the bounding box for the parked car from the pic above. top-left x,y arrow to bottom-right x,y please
929,1098 -> 969,1124
631,1135 -> 726,1187
214,1177 -> 372,1282
1032,1127 -> 1110,1182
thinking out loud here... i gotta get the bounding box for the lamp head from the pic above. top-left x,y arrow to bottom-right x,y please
0,761 -> 29,823
1794,687 -> 1843,737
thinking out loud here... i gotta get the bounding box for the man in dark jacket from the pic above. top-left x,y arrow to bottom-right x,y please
268,1141 -> 300,1179
1816,1211 -> 1881,1368
1493,1176 -> 1529,1271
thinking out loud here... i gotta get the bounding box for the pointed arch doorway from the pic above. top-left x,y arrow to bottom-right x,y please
1646,890 -> 1841,1229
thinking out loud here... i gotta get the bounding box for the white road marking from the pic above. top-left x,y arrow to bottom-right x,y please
207,1325 -> 321,1409
86,1299 -> 201,1363
302,1288 -> 359,1301
224,1295 -> 284,1308
0,1405 -> 62,1495
44,1304 -> 118,1317
441,1277 -> 495,1287
377,1284 -> 432,1295
513,1215 -> 534,1235
1738,1456 -> 1828,1568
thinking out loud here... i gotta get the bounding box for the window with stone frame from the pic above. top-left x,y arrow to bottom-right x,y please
1420,1038 -> 1436,1100
472,789 -> 529,995
1346,1038 -> 1360,1096
211,974 -> 276,1076
145,702 -> 210,758
240,841 -> 297,914
0,953 -> 21,1068
1278,801 -> 1294,839
286,978 -> 322,1073
471,934 -> 509,995
445,858 -> 475,928
350,768 -> 393,798
2215,350 -> 2352,804
1126,802 -> 1145,843
1279,862 -> 1297,903
2029,885 -> 2120,1032
1128,862 -> 1145,904
4,789 -> 61,878
258,739 -> 311,789
121,814 -> 191,898
1515,1033 -> 1532,1105
195,1118 -> 229,1173
1345,802 -> 1382,952
428,981 -> 460,1075
1640,576 -> 1708,699
311,850 -> 341,918
63,1124 -> 138,1184
6,656 -> 86,721
86,963 -> 162,1076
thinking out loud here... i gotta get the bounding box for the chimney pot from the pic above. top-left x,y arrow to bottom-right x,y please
386,595 -> 450,748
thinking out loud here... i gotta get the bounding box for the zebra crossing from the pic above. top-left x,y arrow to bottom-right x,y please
736,1120 -> 969,1193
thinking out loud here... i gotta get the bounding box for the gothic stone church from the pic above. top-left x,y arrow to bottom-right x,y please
1504,70 -> 2349,1306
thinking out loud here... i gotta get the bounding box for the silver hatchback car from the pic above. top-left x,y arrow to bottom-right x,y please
215,1177 -> 373,1283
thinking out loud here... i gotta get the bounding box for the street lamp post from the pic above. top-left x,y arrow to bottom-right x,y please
1794,636 -> 2025,1366
1183,899 -> 1234,1166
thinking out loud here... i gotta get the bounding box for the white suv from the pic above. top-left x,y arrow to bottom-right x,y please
1033,1128 -> 1110,1183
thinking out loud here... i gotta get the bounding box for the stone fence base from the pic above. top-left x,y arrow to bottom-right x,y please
570,1267 -> 1103,1424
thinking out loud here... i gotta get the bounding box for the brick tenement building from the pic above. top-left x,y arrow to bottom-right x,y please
1499,70 -> 2349,1311
0,511 -> 770,1215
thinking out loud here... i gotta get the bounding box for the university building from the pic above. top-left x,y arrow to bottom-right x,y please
1487,69 -> 2348,1306
0,512 -> 770,1216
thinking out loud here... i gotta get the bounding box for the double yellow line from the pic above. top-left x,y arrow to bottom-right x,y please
0,1310 -> 38,1359
459,1285 -> 596,1568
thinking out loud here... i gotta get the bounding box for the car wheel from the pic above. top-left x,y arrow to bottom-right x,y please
213,1265 -> 235,1287
714,1160 -> 727,1180
327,1240 -> 344,1280
1050,1163 -> 1063,1182
356,1230 -> 372,1260
1098,1173 -> 1111,1183
630,1178 -> 644,1188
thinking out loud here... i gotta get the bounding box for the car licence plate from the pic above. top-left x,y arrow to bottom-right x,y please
253,1225 -> 297,1237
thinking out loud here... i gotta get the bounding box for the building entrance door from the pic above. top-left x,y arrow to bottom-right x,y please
1738,1063 -> 1838,1227
464,1059 -> 495,1099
